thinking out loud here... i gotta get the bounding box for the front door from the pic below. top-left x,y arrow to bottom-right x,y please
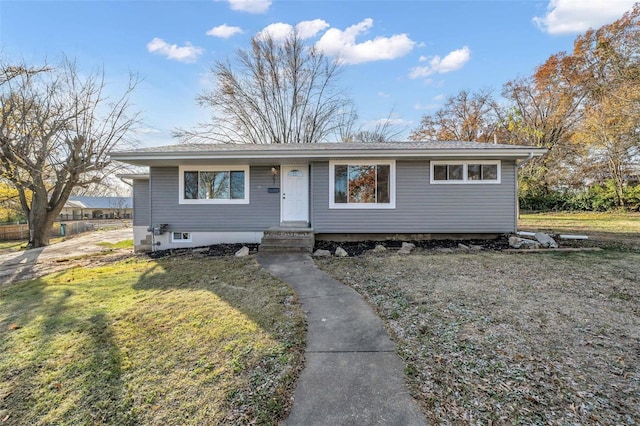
281,165 -> 309,223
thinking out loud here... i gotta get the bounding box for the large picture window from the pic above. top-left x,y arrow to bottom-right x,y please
329,161 -> 395,209
179,165 -> 250,204
430,161 -> 500,184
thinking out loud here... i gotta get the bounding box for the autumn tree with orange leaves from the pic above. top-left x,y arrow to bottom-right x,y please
410,5 -> 640,209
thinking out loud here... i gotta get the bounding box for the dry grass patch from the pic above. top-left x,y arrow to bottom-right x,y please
0,255 -> 305,425
519,212 -> 640,249
317,250 -> 639,424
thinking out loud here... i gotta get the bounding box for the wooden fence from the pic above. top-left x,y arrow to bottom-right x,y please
0,220 -> 132,241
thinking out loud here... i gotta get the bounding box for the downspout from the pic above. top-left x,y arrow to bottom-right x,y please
514,153 -> 535,229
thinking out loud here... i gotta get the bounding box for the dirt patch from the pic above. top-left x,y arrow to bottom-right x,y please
316,250 -> 640,424
148,243 -> 260,259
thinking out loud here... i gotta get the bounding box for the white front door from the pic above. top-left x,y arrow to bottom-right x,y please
281,165 -> 309,223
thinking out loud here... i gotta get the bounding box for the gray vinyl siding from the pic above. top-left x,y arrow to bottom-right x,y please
132,179 -> 150,227
149,166 -> 280,232
311,160 -> 517,234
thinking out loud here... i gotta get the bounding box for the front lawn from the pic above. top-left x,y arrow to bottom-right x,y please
318,250 -> 640,424
0,255 -> 305,425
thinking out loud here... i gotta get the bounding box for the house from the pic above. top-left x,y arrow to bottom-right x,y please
110,141 -> 546,252
59,196 -> 133,221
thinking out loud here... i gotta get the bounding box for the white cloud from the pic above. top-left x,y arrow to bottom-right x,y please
258,19 -> 330,42
227,0 -> 271,14
433,94 -> 445,101
418,55 -> 427,63
409,46 -> 471,79
258,23 -> 294,41
296,19 -> 330,39
533,0 -> 635,34
315,18 -> 415,64
207,24 -> 243,38
147,38 -> 203,63
378,92 -> 390,98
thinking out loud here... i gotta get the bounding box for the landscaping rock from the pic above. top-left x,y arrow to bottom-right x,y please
470,245 -> 483,251
313,249 -> 331,257
193,247 -> 209,254
508,236 -> 541,249
234,246 -> 250,257
373,244 -> 387,252
535,232 -> 559,248
335,247 -> 349,257
436,248 -> 454,254
458,243 -> 470,250
398,242 -> 415,255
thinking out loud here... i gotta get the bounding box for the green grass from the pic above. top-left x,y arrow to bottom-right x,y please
97,239 -> 134,249
0,237 -> 66,255
0,256 -> 305,425
0,240 -> 26,253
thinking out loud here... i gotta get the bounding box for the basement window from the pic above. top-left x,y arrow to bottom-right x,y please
171,232 -> 192,243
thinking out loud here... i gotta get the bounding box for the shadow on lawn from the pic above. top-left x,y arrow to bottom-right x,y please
0,276 -> 136,425
129,256 -> 305,424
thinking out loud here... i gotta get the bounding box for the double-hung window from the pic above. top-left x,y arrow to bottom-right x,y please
329,160 -> 395,209
179,165 -> 250,204
431,161 -> 500,184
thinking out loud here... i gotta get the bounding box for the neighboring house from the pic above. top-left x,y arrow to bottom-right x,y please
59,196 -> 133,221
111,142 -> 545,252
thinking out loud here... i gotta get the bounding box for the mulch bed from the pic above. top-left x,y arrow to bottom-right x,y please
147,238 -> 513,258
315,236 -> 511,256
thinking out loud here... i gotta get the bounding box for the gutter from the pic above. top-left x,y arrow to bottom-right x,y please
516,152 -> 535,169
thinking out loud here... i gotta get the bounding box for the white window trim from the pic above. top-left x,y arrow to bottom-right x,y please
171,231 -> 192,243
329,160 -> 396,209
430,160 -> 501,184
178,165 -> 250,204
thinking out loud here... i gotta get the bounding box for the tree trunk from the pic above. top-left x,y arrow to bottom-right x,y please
27,193 -> 56,248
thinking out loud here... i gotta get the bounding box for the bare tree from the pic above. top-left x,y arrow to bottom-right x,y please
346,108 -> 407,143
0,58 -> 139,247
176,32 -> 355,144
409,89 -> 502,142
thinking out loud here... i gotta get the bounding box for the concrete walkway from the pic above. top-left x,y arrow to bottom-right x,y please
258,253 -> 427,425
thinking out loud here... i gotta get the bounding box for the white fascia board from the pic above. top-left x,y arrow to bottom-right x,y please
111,148 -> 547,163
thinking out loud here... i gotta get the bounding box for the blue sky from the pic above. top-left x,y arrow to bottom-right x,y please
1,0 -> 636,146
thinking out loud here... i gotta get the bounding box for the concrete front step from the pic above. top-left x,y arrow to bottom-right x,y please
260,226 -> 315,253
259,244 -> 313,253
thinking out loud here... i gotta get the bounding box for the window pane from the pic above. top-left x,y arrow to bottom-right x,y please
173,232 -> 182,240
349,165 -> 376,203
482,164 -> 498,180
376,165 -> 390,203
198,172 -> 212,199
334,165 -> 347,203
213,171 -> 230,199
230,171 -> 245,199
468,164 -> 481,180
433,165 -> 447,180
449,164 -> 463,180
184,172 -> 198,199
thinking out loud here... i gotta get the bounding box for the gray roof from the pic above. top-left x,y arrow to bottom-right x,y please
110,141 -> 546,166
65,196 -> 133,209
